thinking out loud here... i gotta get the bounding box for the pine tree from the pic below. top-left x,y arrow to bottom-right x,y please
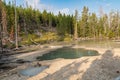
81,6 -> 89,37
88,13 -> 98,38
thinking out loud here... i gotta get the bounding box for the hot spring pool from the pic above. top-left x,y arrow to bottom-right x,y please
37,47 -> 99,61
19,66 -> 48,77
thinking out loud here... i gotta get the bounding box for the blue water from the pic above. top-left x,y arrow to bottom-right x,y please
37,47 -> 99,61
19,66 -> 48,77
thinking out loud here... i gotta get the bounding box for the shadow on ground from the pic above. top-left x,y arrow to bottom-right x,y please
41,59 -> 89,80
81,50 -> 120,80
40,50 -> 120,80
0,49 -> 31,75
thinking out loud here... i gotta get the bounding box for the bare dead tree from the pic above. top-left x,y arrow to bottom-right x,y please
2,4 -> 7,35
0,0 -> 8,54
99,6 -> 104,17
74,10 -> 78,40
0,0 -> 3,54
14,0 -> 18,49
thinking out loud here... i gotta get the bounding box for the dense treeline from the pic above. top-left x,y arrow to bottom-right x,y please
5,1 -> 73,38
0,1 -> 74,47
77,6 -> 120,39
1,1 -> 120,48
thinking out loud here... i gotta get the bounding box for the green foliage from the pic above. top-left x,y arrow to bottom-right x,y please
34,32 -> 59,44
2,0 -> 120,49
21,32 -> 59,45
81,6 -> 89,37
63,34 -> 72,42
21,34 -> 38,45
57,12 -> 73,35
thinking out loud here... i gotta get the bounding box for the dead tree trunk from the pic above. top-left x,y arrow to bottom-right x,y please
2,6 -> 8,40
0,0 -> 3,54
14,0 -> 18,49
0,23 -> 3,54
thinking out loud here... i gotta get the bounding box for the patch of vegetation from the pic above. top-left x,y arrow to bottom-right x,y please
34,32 -> 59,44
20,32 -> 59,45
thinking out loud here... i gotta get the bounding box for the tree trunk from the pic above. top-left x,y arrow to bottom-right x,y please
14,0 -> 18,49
0,0 -> 3,54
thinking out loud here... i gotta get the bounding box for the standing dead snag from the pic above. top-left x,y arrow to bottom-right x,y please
0,0 -> 3,54
0,0 -> 8,54
74,10 -> 78,40
14,0 -> 18,49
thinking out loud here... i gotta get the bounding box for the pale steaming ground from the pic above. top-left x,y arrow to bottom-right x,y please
1,45 -> 120,80
28,47 -> 120,80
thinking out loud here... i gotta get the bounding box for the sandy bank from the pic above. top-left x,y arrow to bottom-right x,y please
28,46 -> 120,80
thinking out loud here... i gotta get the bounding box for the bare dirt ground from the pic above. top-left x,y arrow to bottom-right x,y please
28,48 -> 120,80
1,44 -> 120,80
